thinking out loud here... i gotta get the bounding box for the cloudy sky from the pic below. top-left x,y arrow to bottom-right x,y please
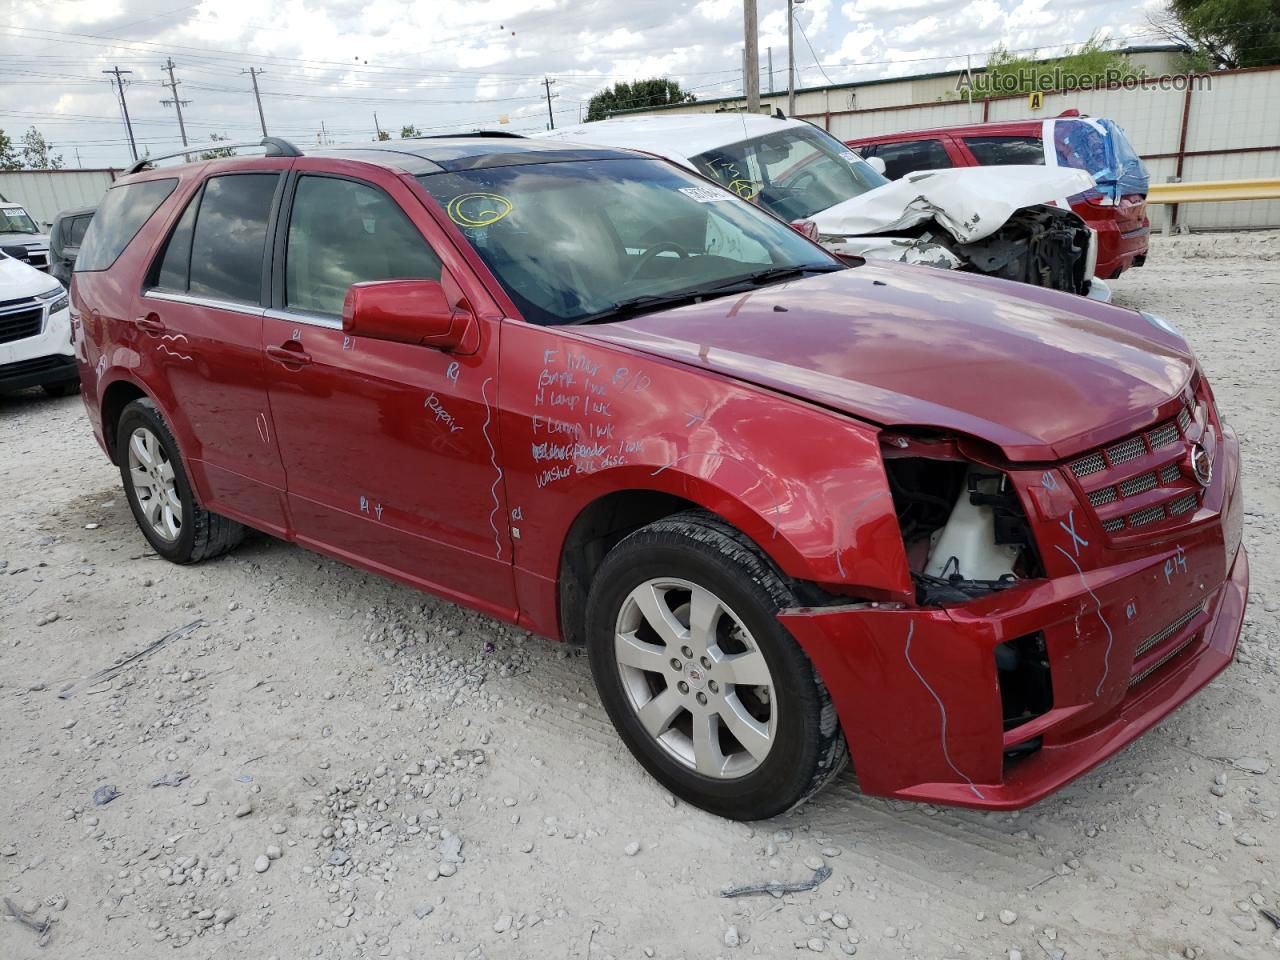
1,0 -> 1166,168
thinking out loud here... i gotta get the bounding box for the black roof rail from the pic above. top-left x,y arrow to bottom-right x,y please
405,130 -> 527,140
123,137 -> 303,176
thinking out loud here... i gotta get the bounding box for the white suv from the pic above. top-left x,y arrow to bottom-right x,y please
0,251 -> 77,396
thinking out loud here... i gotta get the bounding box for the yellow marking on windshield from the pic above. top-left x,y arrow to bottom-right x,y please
446,193 -> 513,228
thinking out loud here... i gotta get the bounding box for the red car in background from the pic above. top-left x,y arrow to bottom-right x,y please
848,112 -> 1151,280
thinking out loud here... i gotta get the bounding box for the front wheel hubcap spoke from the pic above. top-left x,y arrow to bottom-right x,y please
636,688 -> 683,738
718,694 -> 772,762
615,631 -> 669,673
718,649 -> 771,687
692,710 -> 728,776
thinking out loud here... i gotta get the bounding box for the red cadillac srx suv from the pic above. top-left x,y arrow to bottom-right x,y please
71,136 -> 1247,820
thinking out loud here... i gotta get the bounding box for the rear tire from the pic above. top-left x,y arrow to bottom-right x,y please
585,510 -> 846,820
117,398 -> 244,563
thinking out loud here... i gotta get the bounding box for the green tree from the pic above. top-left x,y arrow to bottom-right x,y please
1150,0 -> 1280,69
0,129 -> 20,171
400,124 -> 421,138
586,78 -> 695,121
19,126 -> 64,169
975,35 -> 1141,95
198,133 -> 237,160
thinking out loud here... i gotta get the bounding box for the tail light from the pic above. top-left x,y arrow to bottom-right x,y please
789,219 -> 820,241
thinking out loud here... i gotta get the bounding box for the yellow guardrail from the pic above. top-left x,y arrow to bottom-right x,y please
1147,178 -> 1280,204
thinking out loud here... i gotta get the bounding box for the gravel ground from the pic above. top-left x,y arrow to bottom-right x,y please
3,232 -> 1279,960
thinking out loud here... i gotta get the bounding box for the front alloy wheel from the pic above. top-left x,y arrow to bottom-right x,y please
615,578 -> 776,778
586,511 -> 847,821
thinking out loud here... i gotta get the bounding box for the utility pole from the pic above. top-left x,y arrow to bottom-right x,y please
373,112 -> 384,140
319,121 -> 329,146
242,67 -> 268,137
787,0 -> 798,116
159,58 -> 191,149
103,65 -> 138,163
743,0 -> 760,113
542,77 -> 556,130
768,47 -> 775,96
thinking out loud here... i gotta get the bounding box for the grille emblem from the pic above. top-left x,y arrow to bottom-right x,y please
1189,443 -> 1213,487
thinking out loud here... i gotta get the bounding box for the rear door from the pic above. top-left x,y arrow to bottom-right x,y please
138,165 -> 291,533
261,162 -> 515,616
956,132 -> 1046,167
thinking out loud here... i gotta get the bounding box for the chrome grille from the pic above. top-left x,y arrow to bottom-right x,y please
1107,436 -> 1146,467
1089,486 -> 1118,506
1129,505 -> 1166,528
1066,402 -> 1203,537
1071,452 -> 1106,478
1135,602 -> 1206,659
1119,472 -> 1158,497
1148,422 -> 1179,449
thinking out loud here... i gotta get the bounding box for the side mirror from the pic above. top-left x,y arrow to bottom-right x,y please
342,278 -> 478,353
864,156 -> 887,176
2,244 -> 32,263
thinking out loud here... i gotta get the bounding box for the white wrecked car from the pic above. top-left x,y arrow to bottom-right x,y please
545,114 -> 1104,298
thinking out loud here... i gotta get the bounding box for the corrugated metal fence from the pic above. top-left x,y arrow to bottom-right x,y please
803,66 -> 1280,231
0,170 -> 118,227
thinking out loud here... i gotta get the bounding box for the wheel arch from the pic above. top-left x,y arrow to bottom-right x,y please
100,376 -> 152,465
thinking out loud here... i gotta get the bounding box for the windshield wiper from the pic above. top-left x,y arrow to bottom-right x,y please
570,290 -> 710,326
709,263 -> 844,290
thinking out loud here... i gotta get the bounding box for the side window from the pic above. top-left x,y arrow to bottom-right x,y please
963,135 -> 1045,166
149,190 -> 200,292
187,173 -> 280,304
285,175 -> 442,317
874,139 -> 952,179
76,178 -> 177,272
68,215 -> 92,246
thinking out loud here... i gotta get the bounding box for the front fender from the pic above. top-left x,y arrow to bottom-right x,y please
498,320 -> 913,637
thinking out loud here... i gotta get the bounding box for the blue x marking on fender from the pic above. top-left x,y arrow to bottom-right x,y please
1059,509 -> 1089,556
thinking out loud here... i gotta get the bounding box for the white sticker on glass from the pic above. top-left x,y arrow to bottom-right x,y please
678,186 -> 731,203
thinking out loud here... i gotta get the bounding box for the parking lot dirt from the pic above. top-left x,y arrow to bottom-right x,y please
3,233 -> 1279,960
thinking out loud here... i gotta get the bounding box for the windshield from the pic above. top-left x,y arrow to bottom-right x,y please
689,125 -> 889,222
417,156 -> 839,326
0,206 -> 39,235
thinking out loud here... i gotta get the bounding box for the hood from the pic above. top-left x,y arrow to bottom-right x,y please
572,263 -> 1194,462
811,165 -> 1095,245
0,231 -> 49,248
0,255 -> 59,298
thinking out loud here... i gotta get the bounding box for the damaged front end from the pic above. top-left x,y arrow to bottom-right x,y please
813,164 -> 1097,295
880,431 -> 1044,606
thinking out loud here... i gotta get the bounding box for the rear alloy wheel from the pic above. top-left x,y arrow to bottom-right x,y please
586,511 -> 846,820
117,398 -> 244,563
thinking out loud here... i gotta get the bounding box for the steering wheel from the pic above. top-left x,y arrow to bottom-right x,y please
629,241 -> 689,281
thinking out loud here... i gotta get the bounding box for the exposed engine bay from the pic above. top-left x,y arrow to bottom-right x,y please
882,447 -> 1044,606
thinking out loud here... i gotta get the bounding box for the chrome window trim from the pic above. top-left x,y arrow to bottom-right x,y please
263,307 -> 343,330
144,289 -> 266,317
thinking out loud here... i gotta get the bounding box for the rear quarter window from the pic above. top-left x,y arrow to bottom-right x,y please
963,135 -> 1045,166
75,178 -> 177,272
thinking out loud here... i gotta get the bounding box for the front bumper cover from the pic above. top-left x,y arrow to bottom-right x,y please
781,428 -> 1247,810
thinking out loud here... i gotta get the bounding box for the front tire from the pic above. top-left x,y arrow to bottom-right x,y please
117,398 -> 244,563
585,511 -> 846,820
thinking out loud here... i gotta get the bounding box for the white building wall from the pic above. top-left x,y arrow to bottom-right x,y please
0,170 -> 117,227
